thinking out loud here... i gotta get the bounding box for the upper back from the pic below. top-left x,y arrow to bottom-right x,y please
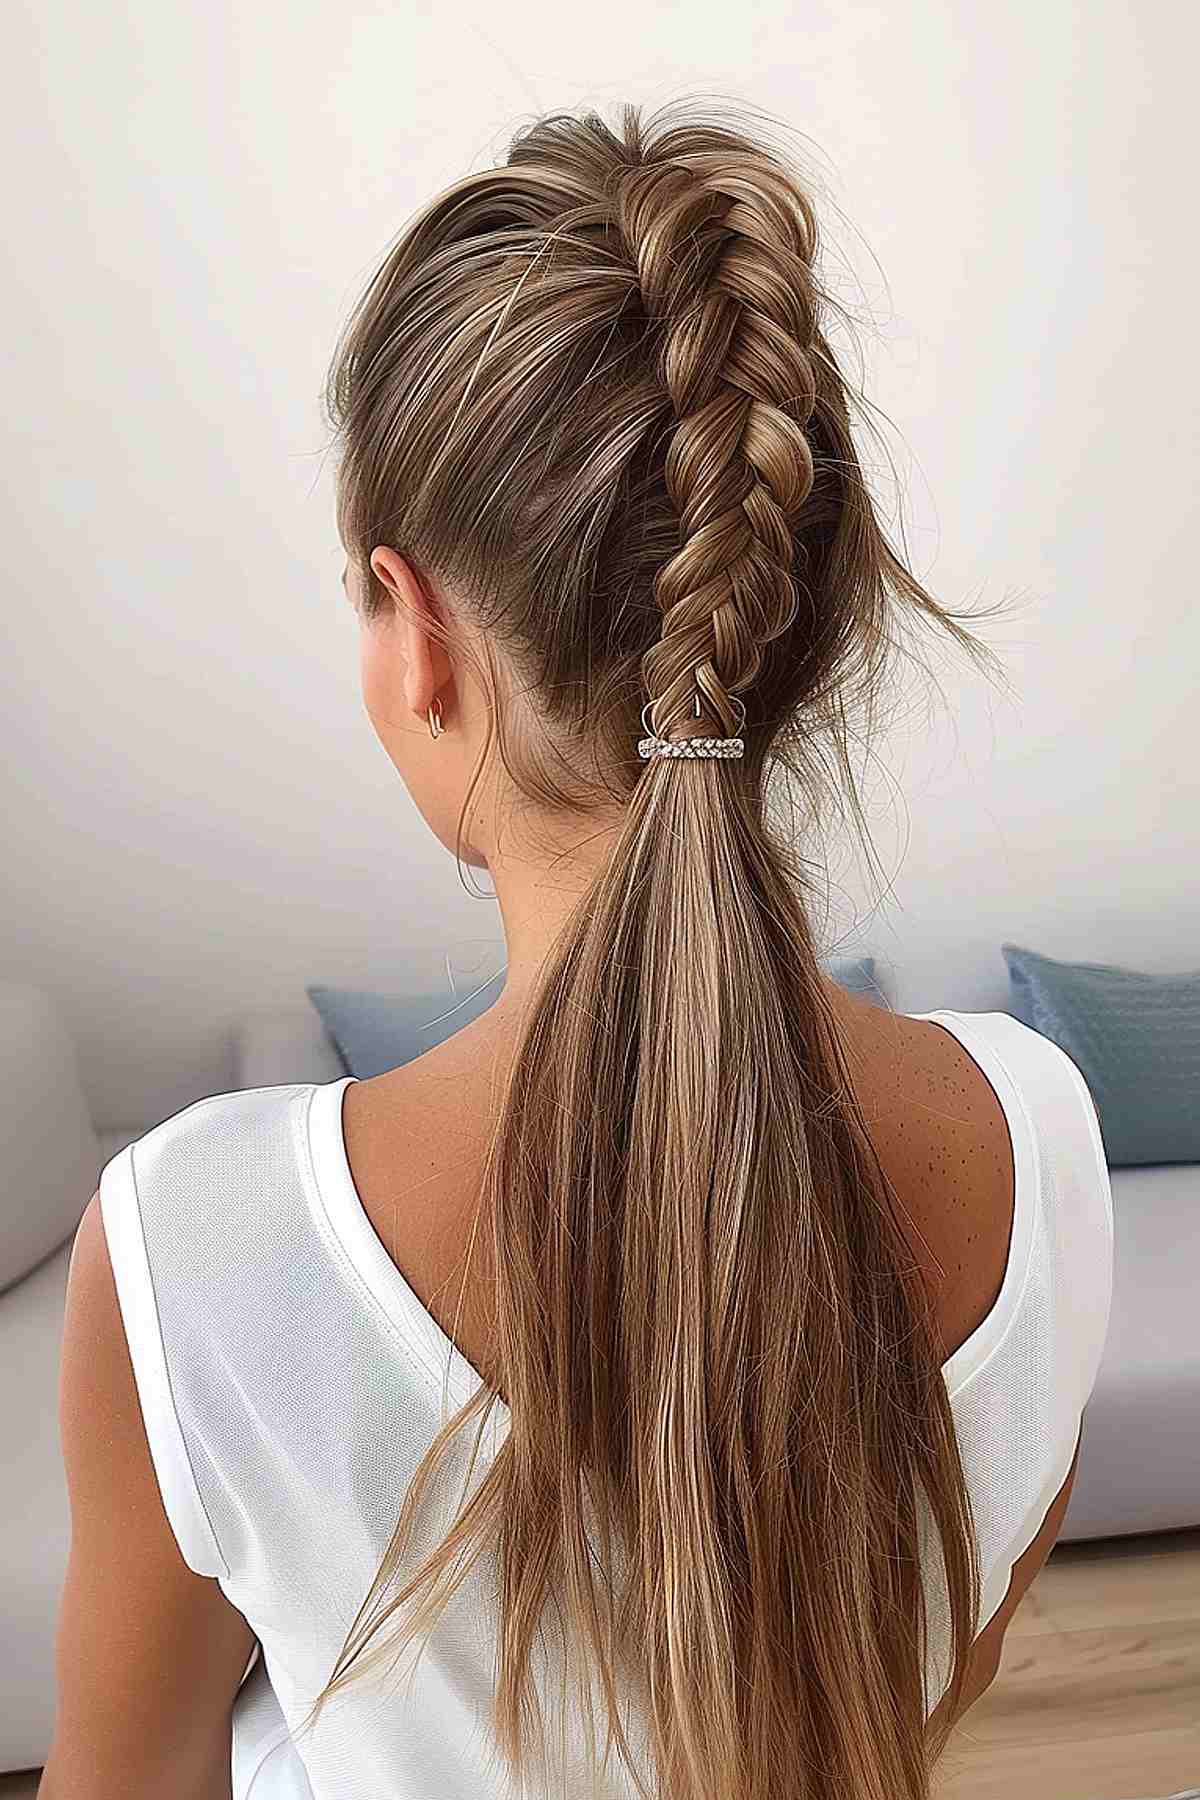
98,1000 -> 1113,1796
336,985 -> 1046,1387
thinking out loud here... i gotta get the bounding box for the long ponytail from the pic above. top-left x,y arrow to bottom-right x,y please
308,96 -> 994,1798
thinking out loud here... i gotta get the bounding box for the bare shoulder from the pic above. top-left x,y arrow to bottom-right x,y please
822,981 -> 1016,1359
823,980 -> 1012,1147
337,1010 -> 523,1369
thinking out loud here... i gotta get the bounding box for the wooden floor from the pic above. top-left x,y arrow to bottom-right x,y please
4,1528 -> 1197,1800
936,1526 -> 1200,1800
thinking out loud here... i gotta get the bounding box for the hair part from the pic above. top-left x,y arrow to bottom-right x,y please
305,94 -> 1000,1799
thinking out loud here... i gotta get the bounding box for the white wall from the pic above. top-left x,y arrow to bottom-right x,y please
3,2 -> 1195,1131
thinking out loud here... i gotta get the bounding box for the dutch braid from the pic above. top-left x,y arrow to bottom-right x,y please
617,147 -> 820,745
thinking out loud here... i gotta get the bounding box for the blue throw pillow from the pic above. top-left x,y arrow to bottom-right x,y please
1002,942 -> 1200,1167
309,955 -> 883,1081
308,974 -> 506,1081
827,955 -> 883,1002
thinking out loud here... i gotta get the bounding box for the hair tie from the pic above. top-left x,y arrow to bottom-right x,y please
638,695 -> 746,760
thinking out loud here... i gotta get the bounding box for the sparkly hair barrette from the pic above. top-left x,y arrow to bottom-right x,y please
637,693 -> 746,761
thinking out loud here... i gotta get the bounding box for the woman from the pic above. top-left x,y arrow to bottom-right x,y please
44,99 -> 1112,1799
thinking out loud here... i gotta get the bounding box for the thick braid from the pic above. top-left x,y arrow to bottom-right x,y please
616,148 -> 821,744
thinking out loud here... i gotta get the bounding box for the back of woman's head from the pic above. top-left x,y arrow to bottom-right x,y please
313,96 -> 988,1800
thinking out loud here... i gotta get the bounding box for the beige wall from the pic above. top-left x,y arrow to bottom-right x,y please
3,3 -> 1195,1130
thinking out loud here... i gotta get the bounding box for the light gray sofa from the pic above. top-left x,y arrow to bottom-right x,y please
4,990 -> 1198,1776
0,985 -> 138,1775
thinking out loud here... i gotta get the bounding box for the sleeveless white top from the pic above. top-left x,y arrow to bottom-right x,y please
97,1008 -> 1113,1799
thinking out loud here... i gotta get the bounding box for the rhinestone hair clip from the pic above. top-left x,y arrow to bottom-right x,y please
638,694 -> 746,761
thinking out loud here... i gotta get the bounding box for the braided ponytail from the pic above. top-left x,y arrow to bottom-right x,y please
313,97 -> 991,1800
619,145 -> 817,747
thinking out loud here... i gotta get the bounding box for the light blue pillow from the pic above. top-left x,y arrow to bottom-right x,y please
309,955 -> 883,1081
1002,942 -> 1200,1167
308,975 -> 506,1080
827,955 -> 883,1002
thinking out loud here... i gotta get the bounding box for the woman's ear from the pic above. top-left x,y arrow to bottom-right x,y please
367,546 -> 453,722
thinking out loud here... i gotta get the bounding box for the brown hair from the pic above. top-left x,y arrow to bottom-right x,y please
306,95 -> 998,1798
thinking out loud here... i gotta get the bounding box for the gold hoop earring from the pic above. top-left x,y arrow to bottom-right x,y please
427,697 -> 444,739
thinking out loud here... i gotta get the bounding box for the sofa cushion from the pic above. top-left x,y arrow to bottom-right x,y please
1002,943 -> 1200,1167
0,985 -> 99,1293
1060,1160 -> 1200,1538
234,1007 -> 348,1091
0,1234 -> 73,1764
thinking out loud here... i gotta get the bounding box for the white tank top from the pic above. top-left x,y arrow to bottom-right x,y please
97,1008 -> 1113,1799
